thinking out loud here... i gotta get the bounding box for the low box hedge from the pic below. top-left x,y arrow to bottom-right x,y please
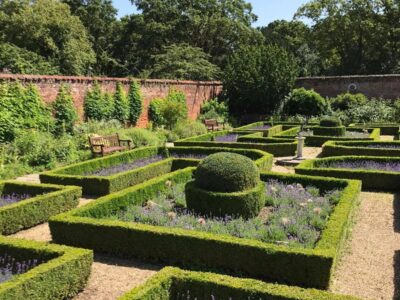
235,122 -> 284,136
0,236 -> 92,300
175,131 -> 297,157
349,123 -> 400,135
313,126 -> 346,137
274,128 -> 380,147
295,156 -> 400,191
40,146 -> 273,196
321,141 -> 400,157
49,169 -> 361,289
0,181 -> 81,235
119,267 -> 360,300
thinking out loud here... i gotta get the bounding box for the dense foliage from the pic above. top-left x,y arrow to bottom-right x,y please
112,83 -> 129,123
224,44 -> 299,117
53,85 -> 78,136
283,88 -> 328,118
128,81 -> 143,126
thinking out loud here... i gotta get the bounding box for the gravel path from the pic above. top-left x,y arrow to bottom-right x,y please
331,191 -> 400,300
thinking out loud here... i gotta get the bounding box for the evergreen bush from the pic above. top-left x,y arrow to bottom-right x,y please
53,85 -> 78,136
112,83 -> 129,123
128,81 -> 143,126
283,88 -> 327,118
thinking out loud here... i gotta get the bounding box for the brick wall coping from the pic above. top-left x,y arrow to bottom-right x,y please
0,74 -> 222,86
298,74 -> 400,80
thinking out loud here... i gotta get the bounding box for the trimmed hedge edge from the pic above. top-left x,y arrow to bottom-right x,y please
0,236 -> 92,300
118,267 -> 360,300
321,140 -> 400,157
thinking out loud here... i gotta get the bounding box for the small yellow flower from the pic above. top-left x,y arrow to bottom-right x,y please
281,217 -> 290,226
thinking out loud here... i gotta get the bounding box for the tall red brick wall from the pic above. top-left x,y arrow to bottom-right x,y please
0,74 -> 223,128
296,74 -> 400,99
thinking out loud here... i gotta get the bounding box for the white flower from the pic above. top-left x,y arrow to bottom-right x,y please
197,218 -> 206,225
167,212 -> 177,220
281,217 -> 290,226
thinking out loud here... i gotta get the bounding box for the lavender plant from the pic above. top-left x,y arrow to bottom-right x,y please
107,180 -> 341,248
171,154 -> 208,160
249,125 -> 271,130
319,160 -> 400,172
214,134 -> 238,142
84,155 -> 165,176
0,253 -> 39,283
365,144 -> 400,149
0,193 -> 31,208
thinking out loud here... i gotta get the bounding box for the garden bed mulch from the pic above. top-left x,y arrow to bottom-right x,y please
330,191 -> 400,300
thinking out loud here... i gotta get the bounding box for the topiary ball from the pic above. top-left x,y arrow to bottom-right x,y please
194,152 -> 259,193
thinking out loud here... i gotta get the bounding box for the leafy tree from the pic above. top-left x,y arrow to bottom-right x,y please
128,81 -> 143,126
53,85 -> 78,136
0,0 -> 95,75
112,83 -> 129,123
224,44 -> 299,117
62,0 -> 119,75
161,94 -> 188,129
145,44 -> 221,80
22,85 -> 53,131
282,88 -> 328,118
260,20 -> 321,76
0,43 -> 60,75
295,0 -> 400,75
148,98 -> 165,128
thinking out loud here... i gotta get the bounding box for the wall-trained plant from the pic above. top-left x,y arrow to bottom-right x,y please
128,81 -> 143,126
53,84 -> 78,136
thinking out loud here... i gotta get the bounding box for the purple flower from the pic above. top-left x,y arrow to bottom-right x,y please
319,160 -> 400,172
0,194 -> 31,208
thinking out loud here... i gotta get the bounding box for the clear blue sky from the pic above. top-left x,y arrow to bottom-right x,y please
112,0 -> 309,27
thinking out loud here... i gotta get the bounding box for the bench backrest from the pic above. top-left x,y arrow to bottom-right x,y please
89,134 -> 120,148
204,119 -> 218,126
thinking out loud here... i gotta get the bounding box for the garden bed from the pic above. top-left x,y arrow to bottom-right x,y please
40,146 -> 273,196
175,130 -> 297,157
119,267 -> 359,300
295,156 -> 400,191
0,181 -> 81,235
0,236 -> 92,299
321,141 -> 400,157
235,122 -> 285,136
49,169 -> 361,289
274,127 -> 380,147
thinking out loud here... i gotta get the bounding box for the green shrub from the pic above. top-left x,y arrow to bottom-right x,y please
53,84 -> 78,136
172,120 -> 207,140
394,99 -> 400,122
331,93 -> 367,111
118,128 -> 165,148
0,236 -> 92,300
321,141 -> 400,157
112,83 -> 129,123
313,126 -> 346,137
148,98 -> 165,127
84,82 -> 111,121
200,99 -> 229,123
283,88 -> 327,118
224,44 -> 299,117
320,117 -> 342,127
194,153 -> 259,193
161,90 -> 188,129
0,112 -> 15,143
128,81 -> 143,126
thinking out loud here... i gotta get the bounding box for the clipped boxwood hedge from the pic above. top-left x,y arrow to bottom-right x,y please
235,122 -> 284,136
349,123 -> 400,135
274,128 -> 380,147
49,169 -> 361,289
0,236 -> 92,300
296,156 -> 400,191
321,141 -> 400,157
118,267 -> 360,300
40,146 -> 273,196
175,131 -> 297,157
313,126 -> 346,137
0,181 -> 81,235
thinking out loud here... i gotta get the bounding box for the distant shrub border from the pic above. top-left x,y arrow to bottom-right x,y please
0,236 -> 92,300
0,181 -> 81,235
119,267 -> 360,300
175,130 -> 297,157
321,141 -> 400,157
295,156 -> 400,191
49,169 -> 361,289
40,146 -> 273,196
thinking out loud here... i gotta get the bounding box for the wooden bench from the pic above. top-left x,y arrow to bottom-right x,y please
204,119 -> 224,131
89,133 -> 132,157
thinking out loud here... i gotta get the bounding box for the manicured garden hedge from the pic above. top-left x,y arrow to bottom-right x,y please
321,141 -> 400,157
296,156 -> 400,191
49,169 -> 361,289
175,131 -> 297,157
0,181 -> 81,235
235,122 -> 284,136
274,128 -> 380,147
40,146 -> 273,196
0,236 -> 92,300
313,126 -> 346,137
349,123 -> 400,135
119,267 -> 360,300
